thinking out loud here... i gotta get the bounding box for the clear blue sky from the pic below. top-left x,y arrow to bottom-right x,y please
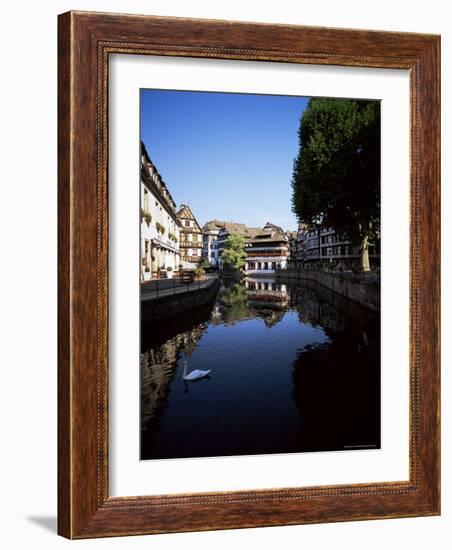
140,89 -> 310,231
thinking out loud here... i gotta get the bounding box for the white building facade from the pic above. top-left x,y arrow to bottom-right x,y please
141,142 -> 181,280
202,220 -> 227,266
244,223 -> 290,275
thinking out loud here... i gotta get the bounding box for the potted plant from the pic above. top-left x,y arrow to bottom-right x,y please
166,266 -> 173,279
141,208 -> 152,226
194,266 -> 205,280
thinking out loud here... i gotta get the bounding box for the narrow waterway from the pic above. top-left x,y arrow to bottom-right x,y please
140,276 -> 380,460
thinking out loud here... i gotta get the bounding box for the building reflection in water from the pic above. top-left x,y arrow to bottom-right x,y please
141,324 -> 207,431
140,276 -> 380,459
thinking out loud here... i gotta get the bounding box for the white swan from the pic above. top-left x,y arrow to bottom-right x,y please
182,360 -> 211,381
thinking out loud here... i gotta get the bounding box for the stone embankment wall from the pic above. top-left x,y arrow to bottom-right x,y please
141,278 -> 220,323
277,269 -> 380,312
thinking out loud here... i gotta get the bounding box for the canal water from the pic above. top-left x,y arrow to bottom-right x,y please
140,276 -> 380,460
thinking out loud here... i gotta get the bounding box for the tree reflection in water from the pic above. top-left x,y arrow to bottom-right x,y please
140,276 -> 380,459
291,283 -> 380,452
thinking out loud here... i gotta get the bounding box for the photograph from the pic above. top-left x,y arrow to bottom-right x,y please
0,0 -> 444,544
139,89 -> 381,460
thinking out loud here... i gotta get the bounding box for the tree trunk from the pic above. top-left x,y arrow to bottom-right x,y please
361,234 -> 370,272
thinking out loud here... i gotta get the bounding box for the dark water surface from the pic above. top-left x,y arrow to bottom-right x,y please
140,277 -> 380,460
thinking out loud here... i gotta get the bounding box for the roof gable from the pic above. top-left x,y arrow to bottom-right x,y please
177,204 -> 196,219
177,204 -> 202,232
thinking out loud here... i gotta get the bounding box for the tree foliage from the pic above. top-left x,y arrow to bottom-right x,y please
221,283 -> 249,322
291,98 -> 380,269
222,234 -> 247,271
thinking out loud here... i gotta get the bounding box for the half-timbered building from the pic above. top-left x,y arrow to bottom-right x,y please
244,222 -> 290,275
177,204 -> 203,263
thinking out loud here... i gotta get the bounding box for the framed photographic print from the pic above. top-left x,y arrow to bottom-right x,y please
58,11 -> 440,538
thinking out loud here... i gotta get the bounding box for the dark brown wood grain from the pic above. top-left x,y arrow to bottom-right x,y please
58,11 -> 440,539
57,10 -> 71,539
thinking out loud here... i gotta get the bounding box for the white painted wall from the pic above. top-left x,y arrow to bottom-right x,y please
0,1 -> 450,549
140,182 -> 180,274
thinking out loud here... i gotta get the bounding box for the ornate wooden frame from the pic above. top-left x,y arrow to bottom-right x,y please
58,11 -> 440,538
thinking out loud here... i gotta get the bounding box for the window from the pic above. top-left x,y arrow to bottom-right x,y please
143,188 -> 149,211
185,220 -> 190,227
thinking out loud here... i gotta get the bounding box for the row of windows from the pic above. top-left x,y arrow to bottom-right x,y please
143,165 -> 175,209
321,233 -> 348,245
305,246 -> 361,258
142,189 -> 178,234
306,238 -> 319,248
181,234 -> 201,242
247,261 -> 282,270
324,246 -> 351,256
247,281 -> 284,291
182,250 -> 201,257
183,219 -> 202,230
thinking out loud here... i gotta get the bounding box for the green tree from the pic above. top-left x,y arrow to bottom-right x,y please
291,98 -> 380,271
222,234 -> 247,271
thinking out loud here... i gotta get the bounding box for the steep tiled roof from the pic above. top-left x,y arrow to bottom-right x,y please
202,220 -> 228,231
141,141 -> 178,212
225,223 -> 260,238
177,204 -> 195,219
214,221 -> 260,239
249,222 -> 289,244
